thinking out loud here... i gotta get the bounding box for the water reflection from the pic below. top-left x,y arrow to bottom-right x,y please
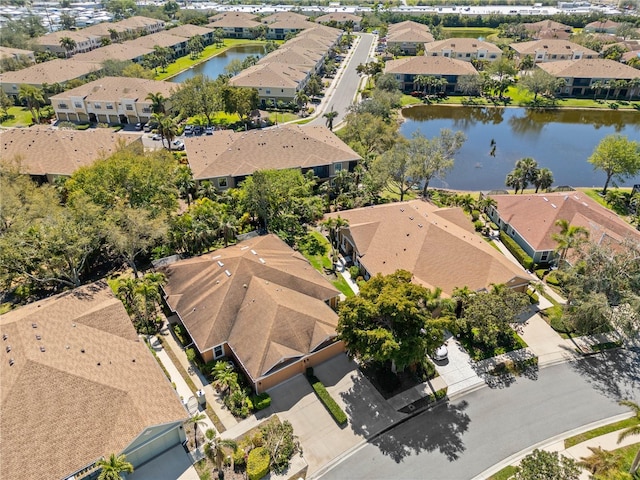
400,105 -> 640,191
169,45 -> 266,83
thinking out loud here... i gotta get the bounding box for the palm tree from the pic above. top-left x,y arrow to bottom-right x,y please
551,219 -> 589,264
175,165 -> 195,206
578,446 -> 620,476
220,215 -> 238,247
153,114 -> 178,149
212,361 -> 238,396
505,170 -> 523,194
96,453 -> 134,480
533,167 -> 554,193
320,216 -> 349,266
186,413 -> 209,449
108,28 -> 120,43
205,429 -> 238,473
414,74 -> 432,95
145,92 -> 166,114
323,106 -> 338,131
18,84 -> 45,124
618,400 -> 640,474
591,80 -> 603,100
293,90 -> 309,112
514,157 -> 539,193
59,36 -> 77,57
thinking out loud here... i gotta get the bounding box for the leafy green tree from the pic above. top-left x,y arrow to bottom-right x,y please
106,0 -> 137,20
261,420 -> 300,474
221,85 -> 259,124
59,13 -> 76,30
163,0 -> 179,18
18,84 -> 44,123
171,75 -> 221,125
0,90 -> 13,119
337,270 -> 447,372
514,449 -> 580,480
204,429 -> 238,472
373,138 -> 412,201
520,69 -> 563,101
304,74 -> 322,97
375,73 -> 401,92
224,57 -> 245,76
564,292 -> 612,335
340,111 -> 399,161
96,453 -> 134,480
588,134 -> 640,195
169,197 -> 224,255
122,62 -> 155,79
457,74 -> 484,96
145,91 -> 166,114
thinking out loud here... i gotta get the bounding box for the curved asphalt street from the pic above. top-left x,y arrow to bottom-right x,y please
310,33 -> 375,128
319,347 -> 640,480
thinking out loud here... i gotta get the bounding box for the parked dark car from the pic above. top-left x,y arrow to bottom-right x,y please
135,122 -> 145,131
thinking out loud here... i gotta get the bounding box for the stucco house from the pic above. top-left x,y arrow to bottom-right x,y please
510,39 -> 598,63
208,12 -> 262,39
315,12 -> 361,30
384,55 -> 479,93
160,234 -> 344,393
0,281 -> 187,480
386,20 -> 434,55
487,191 -> 640,265
424,38 -> 502,62
584,19 -> 620,34
327,200 -> 530,295
523,20 -> 573,40
33,29 -> 102,56
184,124 -> 361,188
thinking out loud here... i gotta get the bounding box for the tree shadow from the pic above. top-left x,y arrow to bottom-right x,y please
569,343 -> 640,402
368,400 -> 471,463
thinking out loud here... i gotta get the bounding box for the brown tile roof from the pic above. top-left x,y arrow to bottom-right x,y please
82,22 -> 128,38
129,31 -> 187,49
510,39 -> 598,57
184,124 -> 361,180
523,19 -> 572,32
585,19 -> 620,30
34,29 -> 100,46
259,45 -> 323,67
315,12 -> 361,23
210,11 -> 258,22
208,12 -> 261,28
0,281 -> 186,480
0,46 -> 34,59
116,15 -> 165,29
425,38 -> 502,54
537,58 -> 640,80
160,234 -> 339,380
166,24 -> 214,38
385,55 -> 479,76
388,20 -> 431,33
328,200 -> 529,295
490,191 -> 640,252
622,50 -> 640,62
73,42 -> 153,62
262,11 -> 309,24
267,19 -> 317,30
387,28 -> 434,44
50,76 -> 175,103
0,59 -> 101,86
1,126 -> 142,176
229,61 -> 308,89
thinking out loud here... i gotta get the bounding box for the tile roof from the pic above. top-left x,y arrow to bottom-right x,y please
229,61 -> 309,89
208,12 -> 261,28
490,191 -> 640,252
425,37 -> 502,54
0,45 -> 34,59
34,29 -> 100,46
537,58 -> 640,79
387,20 -> 434,44
209,11 -> 259,22
50,76 -> 175,103
523,19 -> 572,32
510,39 -> 598,57
73,42 -> 153,62
585,19 -> 621,29
82,22 -> 128,37
327,200 -> 529,295
315,12 -> 361,23
262,11 -> 309,24
0,59 -> 101,85
0,281 -> 186,480
385,55 -> 479,76
160,234 -> 339,380
267,19 -> 317,30
259,45 -> 323,67
184,124 -> 361,180
165,24 -> 214,38
1,126 -> 142,176
129,31 -> 187,49
116,15 -> 165,29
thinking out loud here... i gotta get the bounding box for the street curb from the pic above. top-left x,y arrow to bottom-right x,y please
471,411 -> 636,480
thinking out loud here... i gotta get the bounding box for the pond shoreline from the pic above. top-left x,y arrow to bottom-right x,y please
400,101 -> 640,116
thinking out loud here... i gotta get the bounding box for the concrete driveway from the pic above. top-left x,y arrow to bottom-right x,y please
128,445 -> 198,480
432,334 -> 483,398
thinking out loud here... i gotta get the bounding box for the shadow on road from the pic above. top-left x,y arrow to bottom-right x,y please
368,400 -> 471,463
569,345 -> 640,402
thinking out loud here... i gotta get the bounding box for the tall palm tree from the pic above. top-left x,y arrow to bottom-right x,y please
533,167 -> 554,193
212,361 -> 238,396
204,429 -> 238,473
175,165 -> 195,206
505,170 -> 523,194
145,92 -> 166,114
551,219 -> 589,264
186,413 -> 209,449
59,36 -> 77,57
578,446 -> 620,476
591,80 -> 603,100
514,157 -> 539,193
293,90 -> 309,111
18,84 -> 45,124
152,114 -> 178,149
220,215 -> 238,247
96,453 -> 133,480
323,106 -> 338,131
108,28 -> 120,43
618,400 -> 640,474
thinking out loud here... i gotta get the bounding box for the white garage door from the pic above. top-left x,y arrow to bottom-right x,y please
125,427 -> 182,467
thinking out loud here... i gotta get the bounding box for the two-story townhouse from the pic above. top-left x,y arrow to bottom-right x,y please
184,125 -> 361,188
536,58 -> 640,99
523,19 -> 573,40
386,20 -> 434,55
73,42 -> 154,64
165,24 -> 215,46
315,12 -> 361,30
384,56 -> 479,93
50,76 -> 176,124
116,15 -> 166,35
34,30 -> 101,56
265,19 -> 317,40
510,39 -> 599,63
584,19 -> 620,34
0,46 -> 35,63
133,31 -> 189,57
424,38 -> 503,62
208,12 -> 262,39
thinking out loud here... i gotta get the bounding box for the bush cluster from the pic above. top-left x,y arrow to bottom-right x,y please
499,231 -> 534,270
246,447 -> 270,480
251,393 -> 272,410
306,371 -> 347,426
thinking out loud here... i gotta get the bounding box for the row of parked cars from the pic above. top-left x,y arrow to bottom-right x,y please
184,124 -> 214,136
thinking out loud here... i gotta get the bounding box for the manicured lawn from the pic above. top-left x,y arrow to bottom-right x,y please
578,187 -> 632,207
487,465 -> 517,480
154,39 -> 266,81
442,27 -> 498,38
564,417 -> 640,448
299,231 -> 332,272
380,186 -> 418,201
401,94 -> 422,106
460,329 -> 528,361
483,237 -> 502,252
333,275 -> 355,297
267,111 -> 299,123
1,106 -> 34,127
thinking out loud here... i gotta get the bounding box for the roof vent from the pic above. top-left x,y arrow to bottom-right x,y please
225,270 -> 231,277
32,323 -> 37,329
72,323 -> 76,327
418,224 -> 423,228
40,346 -> 46,353
243,284 -> 248,288
217,260 -> 224,267
9,359 -> 14,366
543,197 -> 549,201
5,346 -> 11,353
35,335 -> 42,341
259,258 -> 266,264
551,203 -> 557,208
81,349 -> 85,353
2,334 -> 7,341
251,249 -> 257,255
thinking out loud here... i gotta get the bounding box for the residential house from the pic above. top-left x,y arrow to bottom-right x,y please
73,42 -> 154,64
510,39 -> 598,63
265,18 -> 317,40
536,59 -> 640,99
487,191 -> 640,264
208,12 -> 262,39
184,124 -> 361,187
50,76 -> 176,125
584,19 -> 620,34
260,45 -> 325,74
33,30 -> 102,56
0,281 -> 187,480
0,46 -> 35,63
386,20 -> 434,55
132,31 -> 190,57
327,200 -> 530,295
81,21 -> 129,42
0,126 -> 143,182
384,56 -> 479,93
523,19 -> 573,40
315,12 -> 361,30
0,59 -> 102,98
166,24 -> 215,45
424,38 -> 502,62
229,62 -> 310,105
160,234 -> 344,393
116,15 -> 166,35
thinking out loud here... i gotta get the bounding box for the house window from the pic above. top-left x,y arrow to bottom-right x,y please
265,89 -> 271,94
213,345 -> 224,359
74,102 -> 82,108
125,104 -> 133,111
106,103 -> 114,110
58,103 -> 68,109
94,103 -> 101,109
335,163 -> 342,172
551,55 -> 557,59
142,107 -> 151,113
218,177 -> 227,188
465,53 -> 471,57
478,54 -> 485,58
489,54 -> 497,58
541,252 -> 549,261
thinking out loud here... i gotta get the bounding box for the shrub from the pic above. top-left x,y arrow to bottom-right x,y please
489,222 -> 499,230
499,231 -> 534,270
246,447 -> 270,480
232,447 -> 246,467
308,375 -> 348,426
473,220 -> 484,231
251,393 -> 271,410
471,209 -> 480,221
535,268 -> 547,279
546,271 -> 561,286
527,290 -> 539,304
349,265 -> 360,278
185,347 -> 197,363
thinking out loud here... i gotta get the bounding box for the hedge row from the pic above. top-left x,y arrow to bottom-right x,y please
247,447 -> 270,480
251,393 -> 272,410
499,231 -> 534,270
306,369 -> 347,427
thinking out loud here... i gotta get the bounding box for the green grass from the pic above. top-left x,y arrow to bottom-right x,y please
442,27 -> 498,38
591,341 -> 623,353
1,106 -> 34,127
460,329 -> 528,361
483,237 -> 502,252
380,186 -> 418,201
155,39 -> 266,81
333,275 -> 355,297
267,111 -> 298,123
299,231 -> 332,272
564,417 -> 640,448
400,94 -> 422,106
487,465 -> 518,480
